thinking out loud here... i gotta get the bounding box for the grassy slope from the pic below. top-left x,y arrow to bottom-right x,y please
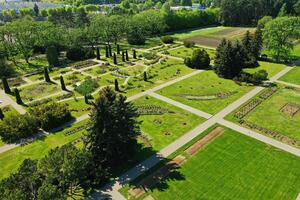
134,96 -> 205,151
158,70 -> 253,114
124,128 -> 300,200
279,66 -> 300,85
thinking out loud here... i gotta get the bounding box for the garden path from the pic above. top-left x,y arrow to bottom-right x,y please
0,89 -> 26,114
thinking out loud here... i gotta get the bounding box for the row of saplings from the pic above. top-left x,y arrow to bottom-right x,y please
0,101 -> 72,143
183,29 -> 268,85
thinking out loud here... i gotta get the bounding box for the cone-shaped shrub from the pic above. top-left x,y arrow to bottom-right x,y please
114,79 -> 119,91
15,88 -> 23,105
44,67 -> 51,82
60,75 -> 66,90
2,78 -> 11,94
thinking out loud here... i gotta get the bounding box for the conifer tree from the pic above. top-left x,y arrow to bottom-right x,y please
108,45 -> 112,57
113,53 -> 117,65
84,95 -> 89,104
125,50 -> 129,61
117,44 -> 120,54
2,78 -> 11,94
114,79 -> 119,91
60,75 -> 66,91
44,67 -> 51,82
122,51 -> 125,62
133,49 -> 136,59
143,71 -> 147,81
15,88 -> 23,105
96,47 -> 100,60
0,108 -> 4,120
105,46 -> 109,57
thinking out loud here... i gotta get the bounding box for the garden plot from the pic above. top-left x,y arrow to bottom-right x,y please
123,58 -> 194,96
26,67 -> 72,82
19,82 -> 61,102
167,46 -> 216,60
121,127 -> 300,200
59,72 -> 90,86
0,77 -> 26,89
63,98 -> 91,117
134,96 -> 205,151
83,64 -> 109,77
0,120 -> 88,180
158,71 -> 253,114
231,86 -> 300,146
244,61 -> 287,78
279,66 -> 300,85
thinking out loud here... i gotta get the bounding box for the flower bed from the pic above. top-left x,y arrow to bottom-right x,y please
234,99 -> 262,119
259,87 -> 278,99
136,104 -> 173,115
64,124 -> 89,136
72,60 -> 97,69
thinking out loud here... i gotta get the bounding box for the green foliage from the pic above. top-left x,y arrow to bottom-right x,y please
143,52 -> 157,60
183,40 -> 195,48
184,49 -> 210,69
257,16 -> 273,29
75,78 -> 99,95
86,87 -> 140,170
2,78 -> 11,94
263,17 -> 300,61
46,46 -> 59,67
66,47 -> 95,61
161,36 -> 174,44
30,101 -> 72,130
0,58 -> 14,79
0,113 -> 39,143
15,88 -> 23,105
236,70 -> 268,85
181,0 -> 192,6
44,67 -> 51,82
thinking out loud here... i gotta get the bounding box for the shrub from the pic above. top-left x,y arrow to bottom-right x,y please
30,102 -> 72,131
143,52 -> 157,60
0,113 -> 39,143
236,70 -> 268,85
66,47 -> 95,61
161,36 -> 174,44
183,40 -> 195,48
184,49 -> 210,69
75,79 -> 99,95
46,45 -> 59,67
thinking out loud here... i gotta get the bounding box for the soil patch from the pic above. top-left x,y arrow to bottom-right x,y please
128,155 -> 186,198
185,127 -> 224,155
185,36 -> 221,47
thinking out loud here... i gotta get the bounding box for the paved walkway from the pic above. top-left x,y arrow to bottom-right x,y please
0,89 -> 26,114
275,80 -> 300,89
296,193 -> 300,200
94,65 -> 298,199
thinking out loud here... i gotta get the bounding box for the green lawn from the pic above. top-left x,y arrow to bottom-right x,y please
122,127 -> 300,200
0,120 -> 88,180
158,70 -> 253,114
134,96 -> 204,151
167,46 -> 216,60
279,66 -> 300,85
244,61 -> 286,78
242,87 -> 300,141
63,98 -> 91,117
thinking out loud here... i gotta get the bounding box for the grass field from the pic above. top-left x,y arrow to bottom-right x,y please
0,120 -> 88,180
134,96 -> 205,151
279,66 -> 300,85
244,61 -> 287,78
121,127 -> 300,200
241,87 -> 300,141
158,71 -> 253,114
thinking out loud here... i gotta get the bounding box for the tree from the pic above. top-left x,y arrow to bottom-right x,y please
213,39 -> 244,79
0,112 -> 38,142
122,51 -> 125,62
181,0 -> 192,6
2,78 -> 11,94
0,108 -> 4,120
143,71 -> 147,81
263,17 -> 300,61
44,67 -> 51,82
184,49 -> 210,69
108,44 -> 112,57
60,75 -> 66,91
251,28 -> 263,59
86,87 -> 140,170
257,16 -> 272,29
46,45 -> 59,67
133,49 -> 137,59
0,57 -> 13,79
33,3 -> 39,17
114,79 -> 119,91
125,50 -> 129,61
105,46 -> 109,57
96,47 -> 100,60
84,95 -> 89,104
117,44 -> 120,54
15,88 -> 23,105
30,101 -> 72,130
0,159 -> 41,199
113,53 -> 117,65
